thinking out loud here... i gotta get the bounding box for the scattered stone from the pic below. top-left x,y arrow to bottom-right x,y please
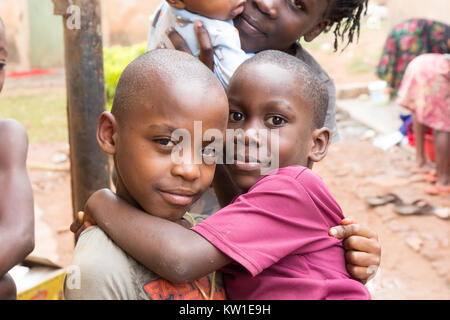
363,129 -> 377,139
419,241 -> 442,261
405,237 -> 423,252
420,233 -> 434,241
52,151 -> 68,164
430,261 -> 449,280
437,237 -> 449,249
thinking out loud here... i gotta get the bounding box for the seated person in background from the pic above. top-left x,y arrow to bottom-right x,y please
397,53 -> 450,195
79,51 -> 372,300
147,0 -> 252,87
65,49 -> 230,300
0,17 -> 35,300
377,18 -> 450,99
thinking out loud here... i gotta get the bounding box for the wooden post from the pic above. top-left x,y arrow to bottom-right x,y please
52,0 -> 110,225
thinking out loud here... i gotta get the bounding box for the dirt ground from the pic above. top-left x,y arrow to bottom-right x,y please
315,132 -> 450,300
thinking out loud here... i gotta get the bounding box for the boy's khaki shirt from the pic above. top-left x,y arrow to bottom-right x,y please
64,214 -> 226,300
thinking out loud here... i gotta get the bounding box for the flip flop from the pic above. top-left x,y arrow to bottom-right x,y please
433,207 -> 450,220
365,193 -> 403,207
425,184 -> 450,196
394,199 -> 435,216
423,172 -> 438,183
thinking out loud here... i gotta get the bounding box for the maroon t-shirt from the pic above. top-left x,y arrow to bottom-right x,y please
192,166 -> 371,300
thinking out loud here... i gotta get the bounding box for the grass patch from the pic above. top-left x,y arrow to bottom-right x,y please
0,92 -> 68,143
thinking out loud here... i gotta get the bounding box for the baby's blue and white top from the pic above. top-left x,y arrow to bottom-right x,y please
146,2 -> 254,88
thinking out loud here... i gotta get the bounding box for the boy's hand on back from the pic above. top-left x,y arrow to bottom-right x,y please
167,21 -> 214,71
329,218 -> 381,284
70,188 -> 117,242
70,211 -> 96,243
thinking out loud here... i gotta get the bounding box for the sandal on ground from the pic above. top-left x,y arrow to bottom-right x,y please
433,207 -> 450,220
423,172 -> 438,183
365,193 -> 403,207
394,199 -> 435,216
425,184 -> 450,196
394,200 -> 450,220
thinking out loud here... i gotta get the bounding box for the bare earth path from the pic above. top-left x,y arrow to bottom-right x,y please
315,139 -> 450,300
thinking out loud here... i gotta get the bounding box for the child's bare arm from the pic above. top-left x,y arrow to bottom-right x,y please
0,120 -> 35,278
84,189 -> 232,283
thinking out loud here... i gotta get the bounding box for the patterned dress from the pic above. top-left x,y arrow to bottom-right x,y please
397,53 -> 450,132
377,19 -> 450,98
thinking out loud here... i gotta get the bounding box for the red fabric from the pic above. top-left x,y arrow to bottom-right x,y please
7,69 -> 56,78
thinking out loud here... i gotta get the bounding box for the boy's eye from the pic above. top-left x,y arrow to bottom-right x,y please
202,147 -> 216,157
266,116 -> 287,126
288,0 -> 303,10
229,111 -> 245,122
0,63 -> 5,71
155,138 -> 175,147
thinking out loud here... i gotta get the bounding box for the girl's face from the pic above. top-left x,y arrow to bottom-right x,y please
234,0 -> 330,53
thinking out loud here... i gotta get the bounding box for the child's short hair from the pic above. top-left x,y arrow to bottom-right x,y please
325,0 -> 369,50
234,50 -> 329,128
111,49 -> 222,124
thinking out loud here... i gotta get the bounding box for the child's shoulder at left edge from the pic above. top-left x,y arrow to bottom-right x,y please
0,119 -> 28,162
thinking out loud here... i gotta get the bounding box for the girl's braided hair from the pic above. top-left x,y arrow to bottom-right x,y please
325,0 -> 369,51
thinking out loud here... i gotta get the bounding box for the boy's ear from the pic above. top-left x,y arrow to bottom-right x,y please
308,127 -> 331,163
97,111 -> 118,155
304,19 -> 330,43
166,0 -> 186,9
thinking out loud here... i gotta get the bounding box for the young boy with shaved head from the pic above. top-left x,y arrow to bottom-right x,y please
64,49 -> 230,300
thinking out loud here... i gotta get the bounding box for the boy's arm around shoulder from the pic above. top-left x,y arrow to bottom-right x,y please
0,119 -> 35,277
85,189 -> 231,284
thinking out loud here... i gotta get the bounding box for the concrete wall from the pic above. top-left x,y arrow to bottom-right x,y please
28,0 -> 64,69
101,0 -> 161,47
0,0 -> 30,70
0,0 -> 161,70
387,0 -> 450,27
